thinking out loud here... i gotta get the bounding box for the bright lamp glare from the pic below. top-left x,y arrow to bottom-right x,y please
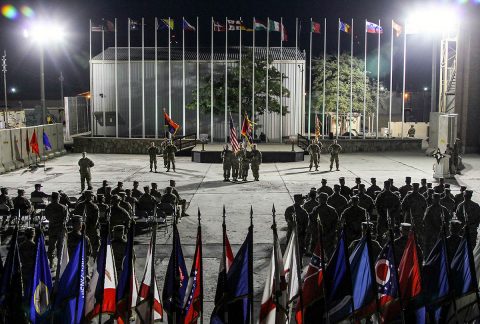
24,22 -> 66,44
406,5 -> 459,34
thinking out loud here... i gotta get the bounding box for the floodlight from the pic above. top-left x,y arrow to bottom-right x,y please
406,4 -> 459,34
23,21 -> 65,44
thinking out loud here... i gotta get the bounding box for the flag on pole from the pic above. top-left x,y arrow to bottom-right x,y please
130,19 -> 141,31
229,115 -> 240,153
29,232 -> 53,323
0,228 -> 25,322
43,131 -> 52,151
315,114 -> 321,140
116,225 -> 138,324
160,18 -> 174,30
227,19 -> 245,31
163,226 -> 189,323
375,241 -> 401,322
182,18 -> 196,31
254,19 -> 267,31
398,232 -> 422,301
339,21 -> 351,33
52,235 -> 86,324
30,129 -> 40,156
213,21 -> 226,32
136,228 -> 163,323
366,21 -> 384,34
392,20 -> 403,37
182,223 -> 203,324
283,231 -> 300,306
56,232 -> 69,281
311,21 -> 321,33
268,19 -> 281,32
241,113 -> 254,146
91,22 -> 103,32
164,111 -> 180,135
85,235 -> 117,321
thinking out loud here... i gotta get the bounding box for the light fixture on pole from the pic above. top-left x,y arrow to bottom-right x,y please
23,21 -> 66,124
2,51 -> 7,128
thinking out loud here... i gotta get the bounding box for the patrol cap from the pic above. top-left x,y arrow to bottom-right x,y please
384,180 -> 390,186
421,178 -> 427,184
427,188 -> 434,194
151,182 -> 157,188
143,186 -> 150,191
293,194 -> 303,202
18,189 -> 25,194
117,181 -> 123,186
359,183 -> 365,188
412,183 -> 420,188
339,177 -> 345,181
465,190 -> 473,197
102,180 -> 108,185
355,177 -> 361,182
310,187 -> 316,192
166,186 -> 173,193
321,178 -> 327,183
51,192 -> 59,200
333,184 -> 340,189
361,221 -> 374,229
427,183 -> 432,188
370,177 -> 376,181
405,177 -> 411,181
133,180 -> 139,185
170,180 -> 176,186
351,195 -> 359,201
110,195 -> 120,203
71,215 -> 83,224
118,192 -> 126,197
318,192 -> 329,200
34,183 -> 43,188
84,190 -> 93,196
388,178 -> 394,183
460,186 -> 467,191
125,189 -> 131,194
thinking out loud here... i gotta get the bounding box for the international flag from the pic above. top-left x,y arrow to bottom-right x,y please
315,114 -> 321,140
258,223 -> 287,324
136,228 -> 163,323
182,224 -> 203,324
116,225 -> 138,324
52,234 -> 86,324
164,111 -> 180,135
91,22 -> 103,32
283,231 -> 300,307
130,19 -> 141,31
375,241 -> 400,322
56,232 -> 69,281
268,19 -> 281,32
213,21 -> 226,32
254,19 -> 267,31
229,115 -> 240,153
0,227 -> 26,322
160,18 -> 174,30
349,234 -> 377,318
163,226 -> 189,323
311,21 -> 321,33
339,21 -> 351,34
398,232 -> 422,301
227,19 -> 245,31
43,131 -> 52,151
422,238 -> 449,322
241,113 -> 254,146
392,20 -> 403,37
295,242 -> 325,324
325,230 -> 353,322
281,24 -> 288,41
85,235 -> 117,321
451,236 -> 477,296
30,129 -> 40,156
104,20 -> 115,32
29,232 -> 53,323
182,18 -> 196,31
366,21 -> 384,34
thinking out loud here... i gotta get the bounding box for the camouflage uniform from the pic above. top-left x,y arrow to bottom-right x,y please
110,202 -> 132,229
74,199 -> 100,258
446,220 -> 463,261
45,198 -> 67,264
0,189 -> 14,225
231,151 -> 240,181
221,147 -> 233,181
78,155 -> 94,192
310,199 -> 339,259
161,140 -> 168,168
307,142 -> 321,171
284,198 -> 309,256
455,191 -> 480,248
401,186 -> 427,240
399,177 -> 413,199
423,198 -> 450,256
19,233 -> 36,289
366,179 -> 381,200
170,183 -> 189,217
440,190 -> 456,217
340,199 -> 366,248
165,142 -> 178,172
317,181 -> 334,196
407,126 -> 415,137
250,146 -> 262,181
375,182 -> 401,241
148,145 -> 159,172
358,190 -> 375,218
238,147 -> 250,181
111,225 -> 128,276
327,186 -> 348,216
328,142 -> 342,171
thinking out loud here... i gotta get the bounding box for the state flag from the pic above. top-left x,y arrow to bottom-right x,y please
311,21 -> 321,33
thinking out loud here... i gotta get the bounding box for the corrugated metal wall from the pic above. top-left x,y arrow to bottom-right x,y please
92,59 -> 305,141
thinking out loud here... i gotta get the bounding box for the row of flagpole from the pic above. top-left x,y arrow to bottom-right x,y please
89,17 -> 410,141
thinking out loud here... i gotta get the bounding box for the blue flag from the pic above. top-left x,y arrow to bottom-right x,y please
451,237 -> 476,296
325,230 -> 353,322
163,226 -> 189,323
349,235 -> 376,317
42,131 -> 52,151
0,228 -> 26,322
29,232 -> 53,323
52,235 -> 86,324
423,238 -> 449,306
116,224 -> 137,320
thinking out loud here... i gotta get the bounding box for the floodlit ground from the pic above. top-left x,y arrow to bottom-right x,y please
0,150 -> 478,320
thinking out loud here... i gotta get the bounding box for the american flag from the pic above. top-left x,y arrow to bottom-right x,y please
230,115 -> 240,153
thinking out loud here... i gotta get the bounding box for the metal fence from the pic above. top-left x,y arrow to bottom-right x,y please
64,96 -> 90,142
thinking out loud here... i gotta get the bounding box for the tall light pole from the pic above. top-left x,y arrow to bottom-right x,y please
40,46 -> 46,123
2,51 -> 7,127
59,71 -> 64,108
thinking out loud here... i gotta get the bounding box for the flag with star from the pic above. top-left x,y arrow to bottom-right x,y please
375,241 -> 401,322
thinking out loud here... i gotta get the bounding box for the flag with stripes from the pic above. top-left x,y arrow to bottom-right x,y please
315,114 -> 321,140
230,115 -> 240,153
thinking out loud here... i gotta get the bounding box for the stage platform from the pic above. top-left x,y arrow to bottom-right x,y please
191,144 -> 304,163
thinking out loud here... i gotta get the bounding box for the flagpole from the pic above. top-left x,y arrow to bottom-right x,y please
239,17 -> 242,135
293,213 -> 304,324
401,21 -> 406,139
196,17 -> 200,140
376,19 -> 381,139
183,17 -> 186,137
322,18 -> 326,139
248,207 -> 254,324
150,215 -> 158,323
252,17 -> 255,139
224,16 -> 228,143
350,19 -> 353,139
115,18 -> 118,138
271,205 -> 282,321
440,213 -> 459,322
211,18 -> 214,143
308,18 -> 313,141
317,217 -> 330,323
142,17 -> 145,138
89,19 -> 93,135
336,18 -> 340,139
363,19 -> 367,139
389,20 -> 393,138
294,17 -> 298,137
155,18 -> 158,139
102,21 -> 106,136
222,206 -> 229,323
128,18 -> 132,138
168,17 -> 172,120
266,17 -> 270,142
280,17 -> 283,143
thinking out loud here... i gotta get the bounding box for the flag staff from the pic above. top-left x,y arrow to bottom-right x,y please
293,211 -> 304,323
294,18 -> 298,137
115,18 -> 118,138
271,204 -> 281,320
266,17 -> 270,141
222,205 -> 229,323
196,17 -> 200,139
401,20 -> 407,139
239,17 -> 242,133
252,17 -> 255,138
102,19 -> 106,136
350,18 -> 354,139
322,18 -> 326,139
248,206 -> 254,324
183,17 -> 186,137
389,20 -> 394,138
89,19 -> 93,134
280,17 -> 283,143
363,19 -> 367,139
308,18 -> 313,141
336,18 -> 340,139
211,17 -> 214,143
225,17 -> 228,143
376,19 -> 381,139
198,208 -> 204,324
142,17 -> 145,138
168,17 -> 172,118
128,18 -> 132,138
155,17 -> 158,139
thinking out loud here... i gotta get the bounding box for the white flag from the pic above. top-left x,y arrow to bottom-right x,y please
283,231 -> 300,305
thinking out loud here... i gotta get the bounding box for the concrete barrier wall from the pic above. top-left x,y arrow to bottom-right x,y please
0,124 -> 65,174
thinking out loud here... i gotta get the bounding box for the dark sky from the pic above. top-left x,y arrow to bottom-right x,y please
0,0 -> 474,101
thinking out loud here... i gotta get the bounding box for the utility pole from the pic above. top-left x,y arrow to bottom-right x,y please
2,51 -> 7,128
59,71 -> 64,108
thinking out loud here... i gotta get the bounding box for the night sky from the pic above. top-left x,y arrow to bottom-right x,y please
0,0 -> 474,102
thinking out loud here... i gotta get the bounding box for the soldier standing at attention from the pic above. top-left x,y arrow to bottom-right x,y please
165,140 -> 178,172
328,184 -> 348,216
161,138 -> 168,169
111,225 -> 128,276
375,180 -> 401,241
340,196 -> 366,248
19,227 -> 36,290
307,139 -> 321,171
446,218 -> 462,261
328,140 -> 342,171
221,144 -> 233,181
250,144 -> 262,181
317,179 -> 334,196
408,125 -> 416,137
68,215 -> 92,260
231,149 -> 240,182
339,177 -> 352,198
455,190 -> 480,248
78,152 -> 94,192
148,142 -> 159,173
238,143 -> 250,182
310,193 -> 339,259
418,178 -> 428,196
401,183 -> 427,239
131,181 -> 143,199
74,190 -> 100,258
366,178 -> 381,200
45,192 -> 67,266
454,186 -> 467,209
423,193 -> 449,255
284,194 -> 309,256
399,177 -> 413,200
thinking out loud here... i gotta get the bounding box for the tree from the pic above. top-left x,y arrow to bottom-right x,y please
187,49 -> 290,116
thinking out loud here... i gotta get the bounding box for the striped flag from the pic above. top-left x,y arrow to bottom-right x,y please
315,114 -> 321,140
241,113 -> 254,146
230,115 -> 240,153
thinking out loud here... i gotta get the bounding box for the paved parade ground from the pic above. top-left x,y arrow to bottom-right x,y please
1,150 -> 479,319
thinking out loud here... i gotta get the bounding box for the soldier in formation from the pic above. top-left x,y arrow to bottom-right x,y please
231,149 -> 240,182
148,142 -> 159,173
238,143 -> 250,181
221,144 -> 233,181
164,140 -> 177,172
250,144 -> 262,181
45,192 -> 68,265
284,194 -> 309,255
78,152 -> 94,192
307,139 -> 321,171
328,140 -> 342,171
